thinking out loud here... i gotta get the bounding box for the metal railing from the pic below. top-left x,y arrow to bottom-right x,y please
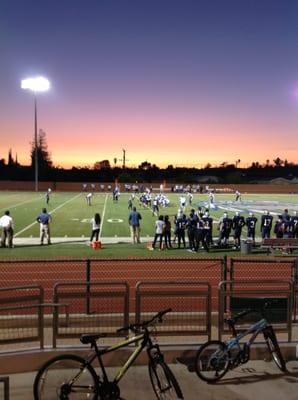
0,269 -> 297,355
0,376 -> 9,400
218,279 -> 294,341
136,280 -> 212,343
53,281 -> 130,347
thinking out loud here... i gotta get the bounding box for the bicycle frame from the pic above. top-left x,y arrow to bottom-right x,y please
82,329 -> 155,386
226,318 -> 268,352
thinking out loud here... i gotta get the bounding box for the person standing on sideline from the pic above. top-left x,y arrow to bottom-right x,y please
274,216 -> 284,238
36,208 -> 52,245
261,210 -> 273,239
175,211 -> 187,249
128,206 -> 142,244
291,211 -> 298,238
218,212 -> 233,247
86,192 -> 93,206
0,210 -> 14,248
152,215 -> 165,250
90,213 -> 101,243
232,211 -> 245,249
163,215 -> 172,249
246,212 -> 258,245
202,211 -> 213,247
187,209 -> 198,251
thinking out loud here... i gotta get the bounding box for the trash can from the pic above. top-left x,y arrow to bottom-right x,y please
240,240 -> 252,255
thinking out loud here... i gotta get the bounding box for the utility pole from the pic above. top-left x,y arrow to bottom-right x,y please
122,149 -> 126,169
119,149 -> 129,169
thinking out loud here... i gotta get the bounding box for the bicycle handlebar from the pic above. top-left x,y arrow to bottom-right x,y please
225,309 -> 253,326
225,300 -> 279,326
117,308 -> 172,334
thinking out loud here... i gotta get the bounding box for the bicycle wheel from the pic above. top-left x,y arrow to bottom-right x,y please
33,354 -> 99,399
265,330 -> 287,372
149,360 -> 183,399
195,340 -> 230,382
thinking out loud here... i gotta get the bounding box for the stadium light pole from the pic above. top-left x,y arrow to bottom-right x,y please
21,77 -> 50,192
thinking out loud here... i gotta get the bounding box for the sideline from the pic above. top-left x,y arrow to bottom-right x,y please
14,193 -> 82,237
98,194 -> 108,239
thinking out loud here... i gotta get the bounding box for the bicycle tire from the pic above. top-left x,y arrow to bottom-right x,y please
149,359 -> 184,399
265,330 -> 287,372
33,354 -> 99,399
195,340 -> 230,382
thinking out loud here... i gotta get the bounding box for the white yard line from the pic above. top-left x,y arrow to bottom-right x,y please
14,193 -> 82,237
0,196 -> 43,213
98,194 -> 108,239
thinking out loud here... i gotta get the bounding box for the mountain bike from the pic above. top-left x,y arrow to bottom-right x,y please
33,308 -> 183,399
195,305 -> 287,382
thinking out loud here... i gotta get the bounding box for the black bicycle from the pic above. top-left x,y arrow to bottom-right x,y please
33,308 -> 183,399
195,306 -> 287,382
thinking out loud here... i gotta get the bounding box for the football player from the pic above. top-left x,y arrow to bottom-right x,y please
218,212 -> 233,247
291,211 -> 298,238
174,211 -> 187,249
202,211 -> 213,246
187,209 -> 198,251
235,190 -> 241,202
246,212 -> 258,245
232,211 -> 245,249
260,210 -> 273,239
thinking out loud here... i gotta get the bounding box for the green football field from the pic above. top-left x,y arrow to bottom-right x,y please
0,190 -> 297,259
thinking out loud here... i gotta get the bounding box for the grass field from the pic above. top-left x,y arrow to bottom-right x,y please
0,190 -> 297,259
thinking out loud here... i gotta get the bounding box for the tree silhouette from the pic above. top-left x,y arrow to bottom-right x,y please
139,161 -> 152,170
273,157 -> 283,167
8,149 -> 14,166
30,129 -> 53,174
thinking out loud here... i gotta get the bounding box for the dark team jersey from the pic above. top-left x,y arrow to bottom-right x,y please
232,216 -> 245,230
187,213 -> 198,229
290,216 -> 298,229
196,219 -> 205,231
175,217 -> 187,230
283,220 -> 294,235
246,217 -> 258,230
202,216 -> 213,230
221,217 -> 233,231
261,215 -> 273,229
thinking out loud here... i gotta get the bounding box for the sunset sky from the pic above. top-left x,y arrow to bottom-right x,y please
1,0 -> 298,169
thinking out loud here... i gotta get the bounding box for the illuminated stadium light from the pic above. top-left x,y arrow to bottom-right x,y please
21,76 -> 50,92
21,76 -> 51,192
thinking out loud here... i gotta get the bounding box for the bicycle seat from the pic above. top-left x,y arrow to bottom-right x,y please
80,333 -> 106,344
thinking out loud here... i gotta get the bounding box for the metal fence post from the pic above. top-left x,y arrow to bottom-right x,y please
222,255 -> 228,281
293,258 -> 298,322
86,259 -> 91,314
223,255 -> 228,311
0,376 -> 9,400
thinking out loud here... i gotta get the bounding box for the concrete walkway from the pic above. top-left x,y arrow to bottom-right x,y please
12,236 -> 145,245
5,360 -> 298,400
